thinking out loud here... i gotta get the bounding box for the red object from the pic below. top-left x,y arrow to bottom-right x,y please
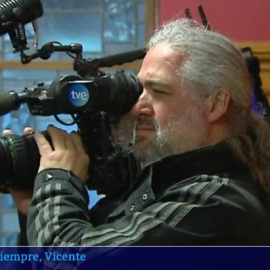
159,0 -> 270,41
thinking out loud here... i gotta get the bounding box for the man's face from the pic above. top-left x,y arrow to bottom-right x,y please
125,43 -> 208,167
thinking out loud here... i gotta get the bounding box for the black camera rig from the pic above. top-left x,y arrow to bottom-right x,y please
0,0 -> 145,196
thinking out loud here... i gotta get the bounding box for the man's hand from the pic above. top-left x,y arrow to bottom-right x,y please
3,127 -> 34,215
6,188 -> 33,215
34,125 -> 90,184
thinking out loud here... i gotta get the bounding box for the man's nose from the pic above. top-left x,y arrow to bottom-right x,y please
131,91 -> 154,118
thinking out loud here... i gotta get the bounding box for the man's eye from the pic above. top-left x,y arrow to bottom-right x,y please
153,89 -> 168,95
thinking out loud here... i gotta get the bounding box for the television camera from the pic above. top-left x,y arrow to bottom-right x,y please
0,0 -> 145,196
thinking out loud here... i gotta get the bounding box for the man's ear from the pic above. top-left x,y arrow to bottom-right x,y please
204,89 -> 231,123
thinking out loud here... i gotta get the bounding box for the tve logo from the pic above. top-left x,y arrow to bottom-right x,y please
68,84 -> 90,107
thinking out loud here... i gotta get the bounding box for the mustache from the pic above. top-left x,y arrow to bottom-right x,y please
135,118 -> 159,131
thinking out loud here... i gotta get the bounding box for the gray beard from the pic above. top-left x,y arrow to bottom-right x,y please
113,105 -> 207,169
132,108 -> 208,168
133,119 -> 175,168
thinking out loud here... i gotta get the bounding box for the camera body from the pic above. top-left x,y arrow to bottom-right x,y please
0,69 -> 142,196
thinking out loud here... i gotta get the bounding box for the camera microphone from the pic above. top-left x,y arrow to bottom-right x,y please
0,0 -> 43,52
0,0 -> 43,35
0,90 -> 30,116
0,92 -> 20,116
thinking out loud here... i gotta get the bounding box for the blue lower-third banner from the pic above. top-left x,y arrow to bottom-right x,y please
0,246 -> 269,270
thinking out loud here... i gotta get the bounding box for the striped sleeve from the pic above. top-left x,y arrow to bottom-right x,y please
27,170 -> 236,246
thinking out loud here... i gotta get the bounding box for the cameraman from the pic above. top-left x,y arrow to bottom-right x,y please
8,18 -> 270,246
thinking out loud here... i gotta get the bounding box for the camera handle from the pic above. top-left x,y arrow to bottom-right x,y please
20,41 -> 83,64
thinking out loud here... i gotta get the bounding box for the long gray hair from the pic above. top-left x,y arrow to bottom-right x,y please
148,19 -> 270,196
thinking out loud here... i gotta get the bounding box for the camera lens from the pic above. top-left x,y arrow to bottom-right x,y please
0,133 -> 40,192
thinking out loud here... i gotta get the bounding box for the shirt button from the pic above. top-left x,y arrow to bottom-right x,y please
130,204 -> 135,212
142,193 -> 148,201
